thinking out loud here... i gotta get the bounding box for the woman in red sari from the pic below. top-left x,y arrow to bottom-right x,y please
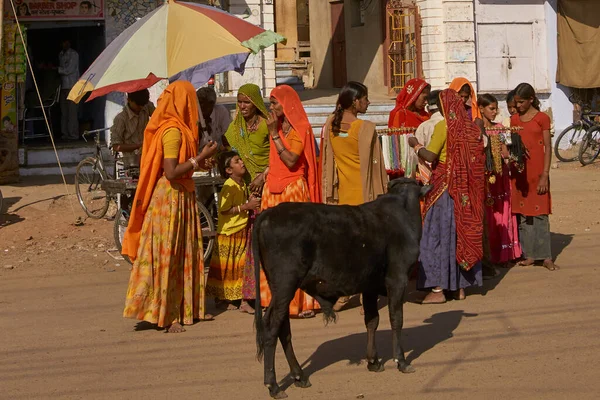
409,89 -> 485,304
388,78 -> 431,129
259,85 -> 321,318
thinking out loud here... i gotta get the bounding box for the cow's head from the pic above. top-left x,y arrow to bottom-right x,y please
388,178 -> 432,199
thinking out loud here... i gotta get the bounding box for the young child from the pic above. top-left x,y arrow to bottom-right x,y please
510,83 -> 559,271
478,94 -> 522,275
206,151 -> 261,313
502,90 -> 517,127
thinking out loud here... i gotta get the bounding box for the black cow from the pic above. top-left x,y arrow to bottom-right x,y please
253,178 -> 430,399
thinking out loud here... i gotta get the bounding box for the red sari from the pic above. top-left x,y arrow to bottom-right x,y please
388,78 -> 431,129
423,89 -> 485,271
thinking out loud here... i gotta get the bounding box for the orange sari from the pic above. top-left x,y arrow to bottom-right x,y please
449,77 -> 482,122
259,85 -> 321,316
388,78 -> 430,129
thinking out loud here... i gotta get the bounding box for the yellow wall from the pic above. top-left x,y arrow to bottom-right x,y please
308,0 -> 333,87
275,0 -> 298,61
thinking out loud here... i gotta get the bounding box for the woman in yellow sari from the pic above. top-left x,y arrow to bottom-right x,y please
320,81 -> 388,311
122,81 -> 218,333
224,83 -> 270,313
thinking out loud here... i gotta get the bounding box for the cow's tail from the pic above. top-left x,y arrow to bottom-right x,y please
253,218 -> 265,362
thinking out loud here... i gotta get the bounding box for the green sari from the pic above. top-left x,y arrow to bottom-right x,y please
224,84 -> 270,181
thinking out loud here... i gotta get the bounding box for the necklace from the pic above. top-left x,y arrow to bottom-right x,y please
246,115 -> 260,132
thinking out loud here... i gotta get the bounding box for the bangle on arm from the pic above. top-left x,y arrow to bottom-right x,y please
277,147 -> 285,155
414,144 -> 424,154
272,136 -> 280,141
189,157 -> 199,170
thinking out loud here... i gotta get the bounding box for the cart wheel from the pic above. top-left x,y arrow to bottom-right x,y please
197,200 -> 216,271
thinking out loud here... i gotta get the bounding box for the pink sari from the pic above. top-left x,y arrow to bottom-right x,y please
485,125 -> 522,263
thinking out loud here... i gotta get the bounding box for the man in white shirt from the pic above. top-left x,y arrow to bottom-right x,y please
196,86 -> 232,149
58,39 -> 80,140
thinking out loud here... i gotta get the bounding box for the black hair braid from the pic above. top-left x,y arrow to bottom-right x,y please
331,104 -> 345,135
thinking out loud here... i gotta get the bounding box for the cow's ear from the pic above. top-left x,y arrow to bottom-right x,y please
420,185 -> 433,199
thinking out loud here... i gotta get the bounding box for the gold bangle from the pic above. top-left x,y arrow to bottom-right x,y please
189,157 -> 199,170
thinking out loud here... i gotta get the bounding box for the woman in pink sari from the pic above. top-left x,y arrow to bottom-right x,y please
478,94 -> 522,269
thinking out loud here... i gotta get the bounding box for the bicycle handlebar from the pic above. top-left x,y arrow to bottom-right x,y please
82,127 -> 112,143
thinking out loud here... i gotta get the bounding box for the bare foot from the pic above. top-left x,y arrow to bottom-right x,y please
167,322 -> 186,333
516,257 -> 535,267
333,296 -> 350,312
239,301 -> 255,315
196,314 -> 214,322
421,290 -> 446,304
453,288 -> 466,301
543,259 -> 560,271
227,303 -> 239,311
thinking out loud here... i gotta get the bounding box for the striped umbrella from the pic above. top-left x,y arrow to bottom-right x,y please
68,0 -> 285,103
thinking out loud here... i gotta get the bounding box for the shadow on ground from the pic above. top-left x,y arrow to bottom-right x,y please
277,310 -> 476,389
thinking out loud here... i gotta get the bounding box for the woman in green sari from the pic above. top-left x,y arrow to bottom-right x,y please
224,83 -> 270,313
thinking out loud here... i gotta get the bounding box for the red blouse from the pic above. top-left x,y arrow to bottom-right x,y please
510,112 -> 552,216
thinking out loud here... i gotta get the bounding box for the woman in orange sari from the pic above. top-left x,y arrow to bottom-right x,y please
388,78 -> 431,129
259,85 -> 321,318
122,81 -> 218,333
449,77 -> 482,122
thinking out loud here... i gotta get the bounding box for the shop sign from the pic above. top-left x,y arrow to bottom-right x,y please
8,0 -> 104,21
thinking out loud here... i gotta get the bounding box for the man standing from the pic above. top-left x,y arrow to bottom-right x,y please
110,89 -> 155,169
196,86 -> 231,148
58,39 -> 79,141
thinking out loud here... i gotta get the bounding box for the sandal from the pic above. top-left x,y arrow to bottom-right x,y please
298,310 -> 315,319
452,288 -> 466,301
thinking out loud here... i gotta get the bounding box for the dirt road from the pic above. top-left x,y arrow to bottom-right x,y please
1,164 -> 600,400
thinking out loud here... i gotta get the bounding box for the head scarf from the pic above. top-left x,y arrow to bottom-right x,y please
270,85 -> 321,203
449,77 -> 482,121
121,81 -> 199,260
440,89 -> 485,270
388,78 -> 430,128
224,84 -> 270,179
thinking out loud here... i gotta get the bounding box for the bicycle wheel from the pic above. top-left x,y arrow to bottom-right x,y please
75,157 -> 109,219
205,195 -> 219,228
113,208 -> 132,265
197,200 -> 216,271
554,123 -> 587,162
578,126 -> 600,166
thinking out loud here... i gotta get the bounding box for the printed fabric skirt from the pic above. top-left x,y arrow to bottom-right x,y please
418,191 -> 482,291
206,229 -> 247,301
242,212 -> 257,300
123,177 -> 206,328
485,164 -> 522,263
259,177 -> 320,316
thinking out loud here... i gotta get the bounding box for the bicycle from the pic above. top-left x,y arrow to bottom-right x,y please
554,96 -> 600,163
75,128 -> 116,219
578,123 -> 600,166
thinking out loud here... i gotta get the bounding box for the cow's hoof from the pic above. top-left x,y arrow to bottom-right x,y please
269,389 -> 288,399
294,378 -> 312,389
367,360 -> 385,373
398,362 -> 416,374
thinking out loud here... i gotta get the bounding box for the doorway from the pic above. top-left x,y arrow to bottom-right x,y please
330,1 -> 347,88
24,23 -> 106,139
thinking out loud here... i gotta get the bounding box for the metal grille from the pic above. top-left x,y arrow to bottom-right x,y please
385,1 -> 421,95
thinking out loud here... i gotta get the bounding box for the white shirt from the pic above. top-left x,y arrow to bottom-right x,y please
199,104 -> 232,148
58,48 -> 79,90
415,111 -> 444,147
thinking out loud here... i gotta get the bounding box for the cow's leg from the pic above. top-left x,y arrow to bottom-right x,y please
362,292 -> 384,372
263,286 -> 297,399
278,314 -> 311,389
387,274 -> 416,374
